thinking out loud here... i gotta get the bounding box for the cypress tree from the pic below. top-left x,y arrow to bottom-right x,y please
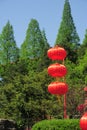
55,0 -> 80,62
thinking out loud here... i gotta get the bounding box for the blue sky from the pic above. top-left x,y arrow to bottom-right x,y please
0,0 -> 87,48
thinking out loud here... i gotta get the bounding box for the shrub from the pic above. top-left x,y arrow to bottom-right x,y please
32,119 -> 80,130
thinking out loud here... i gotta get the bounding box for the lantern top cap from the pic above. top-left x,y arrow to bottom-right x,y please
50,81 -> 68,84
54,45 -> 65,49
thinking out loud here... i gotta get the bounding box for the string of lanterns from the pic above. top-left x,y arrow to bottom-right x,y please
47,46 -> 87,128
47,45 -> 68,118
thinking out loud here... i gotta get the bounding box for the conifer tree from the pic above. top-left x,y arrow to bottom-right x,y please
0,21 -> 19,64
20,19 -> 49,60
41,29 -> 50,50
20,19 -> 50,71
55,0 -> 80,62
40,29 -> 51,67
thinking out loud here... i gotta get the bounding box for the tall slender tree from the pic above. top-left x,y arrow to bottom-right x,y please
55,0 -> 80,62
0,21 -> 19,64
20,19 -> 50,60
20,19 -> 50,71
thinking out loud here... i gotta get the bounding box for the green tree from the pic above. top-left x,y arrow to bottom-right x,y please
78,29 -> 87,58
76,50 -> 87,83
0,65 -> 53,129
0,60 -> 28,84
55,0 -> 80,62
20,19 -> 50,71
0,58 -> 64,129
65,59 -> 84,118
0,21 -> 19,64
41,29 -> 50,50
20,19 -> 49,60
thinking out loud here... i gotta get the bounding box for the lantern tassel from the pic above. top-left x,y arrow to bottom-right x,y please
57,95 -> 62,105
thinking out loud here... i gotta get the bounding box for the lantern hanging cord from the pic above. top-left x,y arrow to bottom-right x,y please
62,59 -> 64,65
56,77 -> 60,82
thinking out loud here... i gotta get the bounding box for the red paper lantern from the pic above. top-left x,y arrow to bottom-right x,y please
48,82 -> 68,95
48,63 -> 67,77
47,46 -> 67,60
84,87 -> 87,92
80,112 -> 87,130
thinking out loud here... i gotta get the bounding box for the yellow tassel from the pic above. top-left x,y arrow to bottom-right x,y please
57,95 -> 62,105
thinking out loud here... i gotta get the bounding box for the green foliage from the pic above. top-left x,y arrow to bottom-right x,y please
78,29 -> 87,58
0,21 -> 19,64
20,19 -> 50,60
0,2 -> 87,129
20,19 -> 50,72
76,51 -> 87,86
64,59 -> 84,117
0,61 -> 54,129
55,0 -> 80,63
32,119 -> 80,130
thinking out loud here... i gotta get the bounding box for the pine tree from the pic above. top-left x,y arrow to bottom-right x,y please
20,19 -> 50,71
20,19 -> 49,59
0,21 -> 19,64
55,0 -> 80,62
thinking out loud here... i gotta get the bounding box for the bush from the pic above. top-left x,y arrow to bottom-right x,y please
32,119 -> 80,130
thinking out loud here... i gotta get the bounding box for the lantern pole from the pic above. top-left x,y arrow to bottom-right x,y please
64,94 -> 67,118
63,68 -> 67,119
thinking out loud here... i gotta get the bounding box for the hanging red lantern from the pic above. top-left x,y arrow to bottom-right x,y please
48,63 -> 67,77
47,46 -> 67,60
48,82 -> 68,95
84,87 -> 87,92
80,112 -> 87,130
84,87 -> 87,97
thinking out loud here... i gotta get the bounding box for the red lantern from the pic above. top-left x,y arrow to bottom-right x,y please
84,87 -> 87,97
48,63 -> 67,77
84,87 -> 87,92
47,46 -> 67,60
80,112 -> 87,130
48,82 -> 68,95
